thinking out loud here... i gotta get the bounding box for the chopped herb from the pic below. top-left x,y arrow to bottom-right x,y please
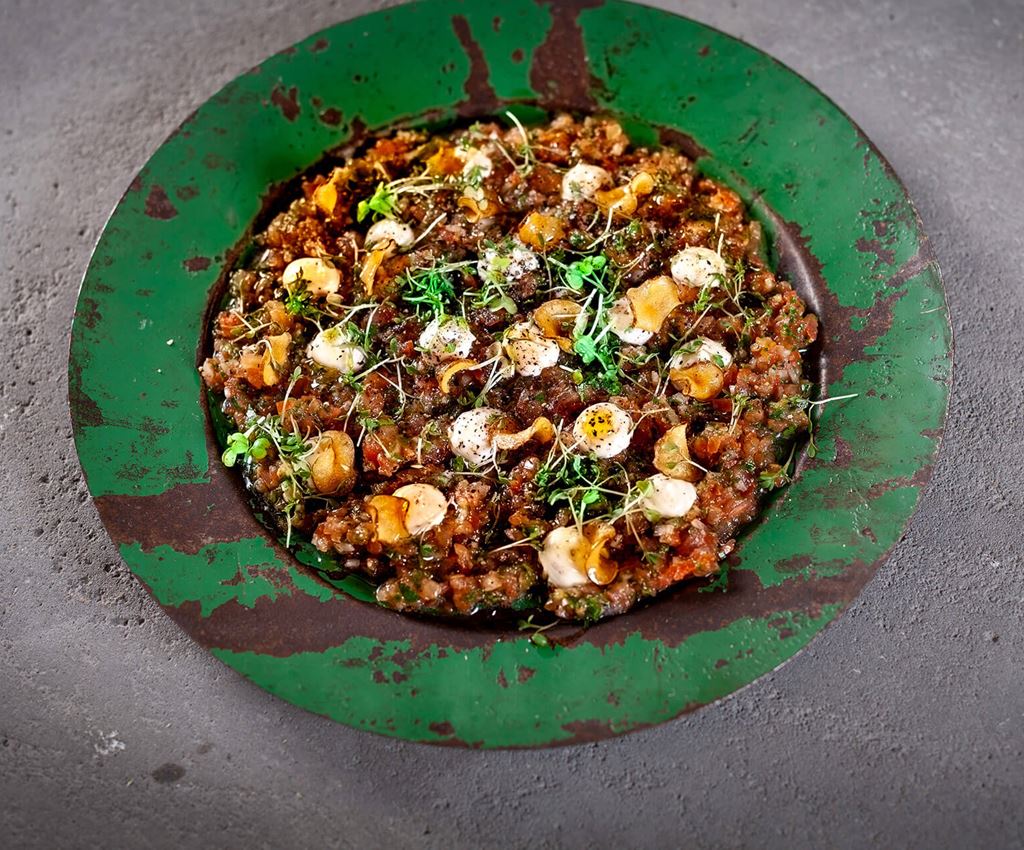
356,182 -> 399,222
580,595 -> 605,624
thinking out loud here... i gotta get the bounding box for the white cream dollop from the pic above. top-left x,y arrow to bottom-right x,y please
504,321 -> 560,376
640,474 -> 698,518
668,336 -> 733,371
669,246 -> 727,289
456,145 -> 494,180
572,402 -> 634,459
561,163 -> 612,201
478,241 -> 540,286
418,317 -> 476,360
365,218 -> 415,250
392,483 -> 448,535
307,325 -> 366,374
538,525 -> 591,588
607,297 -> 653,345
281,257 -> 341,297
448,407 -> 502,466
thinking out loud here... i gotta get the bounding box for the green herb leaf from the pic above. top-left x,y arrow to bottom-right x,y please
402,264 -> 460,320
517,614 -> 557,648
559,253 -> 611,294
758,467 -> 790,490
357,182 -> 399,222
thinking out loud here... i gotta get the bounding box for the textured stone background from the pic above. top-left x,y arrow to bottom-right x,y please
1,0 -> 1022,847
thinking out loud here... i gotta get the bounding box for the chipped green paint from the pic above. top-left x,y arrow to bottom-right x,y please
120,537 -> 336,616
214,607 -> 841,746
69,0 -> 950,746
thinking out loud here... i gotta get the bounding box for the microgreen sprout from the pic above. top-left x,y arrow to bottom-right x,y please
534,439 -> 638,526
517,614 -> 557,648
228,311 -> 271,340
728,393 -> 750,434
502,110 -> 536,176
470,351 -> 511,408
221,413 -> 313,547
401,265 -> 459,320
281,269 -> 328,321
470,272 -> 517,314
758,464 -> 791,490
692,281 -> 717,314
550,253 -> 611,294
571,290 -> 622,392
356,173 -> 448,223
769,392 -> 858,459
221,432 -> 270,467
486,530 -> 544,555
356,182 -> 400,222
759,441 -> 797,490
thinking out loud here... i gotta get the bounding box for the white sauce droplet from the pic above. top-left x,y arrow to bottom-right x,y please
448,407 -> 501,466
641,474 -> 697,518
561,163 -> 612,201
307,325 -> 366,374
281,257 -> 341,297
669,246 -> 727,289
539,526 -> 591,588
365,218 -> 415,250
505,321 -> 560,376
418,317 -> 476,360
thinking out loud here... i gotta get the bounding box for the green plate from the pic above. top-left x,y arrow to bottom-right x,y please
69,0 -> 950,747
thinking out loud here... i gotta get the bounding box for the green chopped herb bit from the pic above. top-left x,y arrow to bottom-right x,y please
283,280 -> 320,319
357,182 -> 399,222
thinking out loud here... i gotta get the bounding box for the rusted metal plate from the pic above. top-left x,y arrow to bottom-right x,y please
68,0 -> 951,747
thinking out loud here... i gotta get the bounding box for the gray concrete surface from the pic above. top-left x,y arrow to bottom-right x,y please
1,0 -> 1022,847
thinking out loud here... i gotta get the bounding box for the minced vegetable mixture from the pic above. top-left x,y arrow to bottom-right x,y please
200,113 -> 819,622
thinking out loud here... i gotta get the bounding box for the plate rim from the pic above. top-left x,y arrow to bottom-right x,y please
68,0 -> 952,748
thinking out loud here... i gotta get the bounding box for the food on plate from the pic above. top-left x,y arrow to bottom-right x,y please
200,113 -> 818,622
